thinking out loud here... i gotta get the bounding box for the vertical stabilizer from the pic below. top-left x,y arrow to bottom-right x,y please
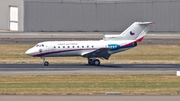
104,22 -> 154,41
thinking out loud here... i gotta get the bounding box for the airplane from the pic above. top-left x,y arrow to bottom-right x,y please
25,22 -> 154,66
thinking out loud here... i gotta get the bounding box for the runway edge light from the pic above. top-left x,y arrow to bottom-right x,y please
176,71 -> 180,76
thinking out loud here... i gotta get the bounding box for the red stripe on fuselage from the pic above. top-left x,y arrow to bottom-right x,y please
33,48 -> 97,57
120,37 -> 144,48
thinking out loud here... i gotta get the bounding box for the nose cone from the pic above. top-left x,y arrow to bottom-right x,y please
25,48 -> 34,56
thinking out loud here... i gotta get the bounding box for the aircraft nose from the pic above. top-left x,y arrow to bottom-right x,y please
25,48 -> 34,56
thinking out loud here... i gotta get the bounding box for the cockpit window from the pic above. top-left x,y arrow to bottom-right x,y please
36,44 -> 44,47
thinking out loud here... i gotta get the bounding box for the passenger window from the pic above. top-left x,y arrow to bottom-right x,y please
63,46 -> 65,48
82,46 -> 84,48
42,44 -> 44,47
68,46 -> 70,48
77,46 -> 79,48
72,46 -> 74,48
87,46 -> 89,48
54,46 -> 56,48
92,46 -> 94,48
58,46 -> 60,48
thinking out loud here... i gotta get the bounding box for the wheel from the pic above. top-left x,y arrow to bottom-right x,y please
88,59 -> 94,65
93,59 -> 100,66
44,61 -> 49,66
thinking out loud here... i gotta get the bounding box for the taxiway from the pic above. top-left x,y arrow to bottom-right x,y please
0,64 -> 180,76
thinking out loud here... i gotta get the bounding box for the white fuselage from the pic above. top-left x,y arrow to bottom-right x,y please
25,22 -> 153,66
25,40 -> 136,57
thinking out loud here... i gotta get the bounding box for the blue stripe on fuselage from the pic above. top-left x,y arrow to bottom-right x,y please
108,44 -> 120,50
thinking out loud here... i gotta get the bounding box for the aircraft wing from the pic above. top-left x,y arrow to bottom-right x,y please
82,48 -> 111,60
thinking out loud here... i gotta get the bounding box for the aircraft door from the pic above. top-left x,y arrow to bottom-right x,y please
48,45 -> 54,52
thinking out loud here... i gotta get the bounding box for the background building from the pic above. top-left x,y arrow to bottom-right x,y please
0,0 -> 180,32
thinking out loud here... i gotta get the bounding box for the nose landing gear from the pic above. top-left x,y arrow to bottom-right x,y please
44,61 -> 49,66
41,57 -> 49,66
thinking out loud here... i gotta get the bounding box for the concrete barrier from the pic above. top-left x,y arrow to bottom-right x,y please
106,92 -> 121,95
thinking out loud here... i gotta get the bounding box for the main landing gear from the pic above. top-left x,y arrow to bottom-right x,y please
88,58 -> 100,66
41,57 -> 49,66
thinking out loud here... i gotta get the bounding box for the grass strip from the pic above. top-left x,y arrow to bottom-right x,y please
0,74 -> 180,95
0,44 -> 180,64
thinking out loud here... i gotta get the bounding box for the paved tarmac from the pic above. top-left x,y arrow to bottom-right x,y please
1,32 -> 180,100
0,32 -> 180,45
0,64 -> 180,76
0,95 -> 180,101
0,32 -> 180,39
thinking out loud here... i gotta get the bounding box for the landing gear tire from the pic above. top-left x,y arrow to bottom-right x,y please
88,58 -> 100,66
88,59 -> 94,65
44,61 -> 49,66
93,59 -> 100,66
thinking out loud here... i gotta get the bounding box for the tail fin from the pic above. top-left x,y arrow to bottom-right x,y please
103,22 -> 154,41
